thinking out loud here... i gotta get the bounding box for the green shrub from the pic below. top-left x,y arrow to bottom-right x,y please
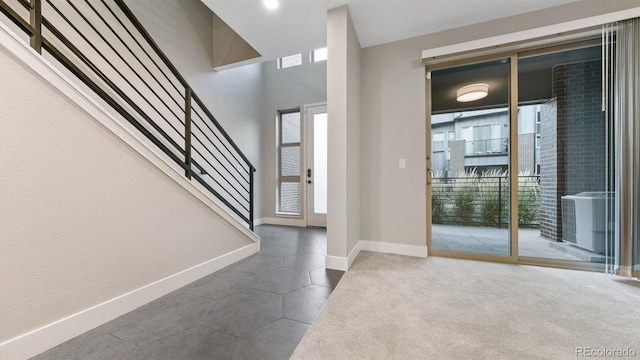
452,169 -> 477,224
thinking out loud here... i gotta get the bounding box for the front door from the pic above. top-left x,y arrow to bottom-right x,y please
305,104 -> 328,227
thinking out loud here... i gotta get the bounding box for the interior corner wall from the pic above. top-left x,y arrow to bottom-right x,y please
125,0 -> 264,219
260,54 -> 327,220
0,48 -> 253,343
327,6 -> 361,261
359,0 -> 640,249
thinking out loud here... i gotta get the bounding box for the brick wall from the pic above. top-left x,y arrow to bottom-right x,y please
539,60 -> 604,241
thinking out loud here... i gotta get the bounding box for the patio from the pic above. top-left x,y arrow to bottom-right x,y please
432,224 -> 609,263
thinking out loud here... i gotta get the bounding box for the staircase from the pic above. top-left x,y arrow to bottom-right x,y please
0,0 -> 256,229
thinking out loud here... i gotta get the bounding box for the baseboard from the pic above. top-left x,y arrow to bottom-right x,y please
359,241 -> 429,258
325,240 -> 429,272
0,243 -> 259,360
261,217 -> 307,227
253,217 -> 265,226
325,255 -> 349,271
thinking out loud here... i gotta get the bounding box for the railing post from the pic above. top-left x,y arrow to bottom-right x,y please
498,176 -> 502,228
249,168 -> 254,231
30,0 -> 42,53
184,87 -> 192,179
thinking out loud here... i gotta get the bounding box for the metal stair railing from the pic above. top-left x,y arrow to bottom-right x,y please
0,0 -> 256,229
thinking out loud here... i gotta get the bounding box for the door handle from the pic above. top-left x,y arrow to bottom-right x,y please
307,168 -> 312,178
427,168 -> 434,185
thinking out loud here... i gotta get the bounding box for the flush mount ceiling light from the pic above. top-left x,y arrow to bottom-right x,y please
456,83 -> 489,102
264,0 -> 279,10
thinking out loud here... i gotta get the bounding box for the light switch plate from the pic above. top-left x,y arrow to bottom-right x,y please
399,159 -> 406,169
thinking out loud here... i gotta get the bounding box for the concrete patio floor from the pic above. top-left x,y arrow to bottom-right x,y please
432,224 -> 608,262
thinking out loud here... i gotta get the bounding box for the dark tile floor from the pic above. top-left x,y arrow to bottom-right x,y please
31,225 -> 343,360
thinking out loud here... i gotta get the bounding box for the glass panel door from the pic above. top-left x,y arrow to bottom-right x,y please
429,58 -> 512,257
306,104 -> 327,227
516,45 -> 608,268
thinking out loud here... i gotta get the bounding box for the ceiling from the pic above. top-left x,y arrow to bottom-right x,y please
201,0 -> 581,67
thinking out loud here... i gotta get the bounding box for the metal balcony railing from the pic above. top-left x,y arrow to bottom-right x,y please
1,0 -> 256,229
465,137 -> 508,156
431,174 -> 540,228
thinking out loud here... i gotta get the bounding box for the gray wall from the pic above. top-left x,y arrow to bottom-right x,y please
358,0 -> 638,248
0,48 -> 253,343
126,0 -> 265,218
260,51 -> 327,220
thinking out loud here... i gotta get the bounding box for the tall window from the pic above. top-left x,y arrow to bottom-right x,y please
278,110 -> 301,214
461,123 -> 501,154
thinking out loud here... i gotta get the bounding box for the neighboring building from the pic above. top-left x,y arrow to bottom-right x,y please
431,105 -> 540,177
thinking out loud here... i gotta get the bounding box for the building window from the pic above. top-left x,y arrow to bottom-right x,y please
462,123 -> 502,154
277,53 -> 302,69
433,132 -> 445,151
277,110 -> 301,214
311,47 -> 327,62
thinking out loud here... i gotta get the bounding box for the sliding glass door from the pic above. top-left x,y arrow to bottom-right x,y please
428,57 -> 513,258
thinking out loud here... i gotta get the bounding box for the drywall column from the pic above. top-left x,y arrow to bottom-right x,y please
326,6 -> 361,270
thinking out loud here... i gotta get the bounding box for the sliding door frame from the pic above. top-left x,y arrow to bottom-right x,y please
425,36 -> 605,271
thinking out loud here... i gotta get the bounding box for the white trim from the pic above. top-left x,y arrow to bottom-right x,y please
0,243 -> 258,360
421,8 -> 640,61
325,240 -> 429,271
261,216 -> 307,227
359,240 -> 428,258
325,255 -> 349,271
253,217 -> 265,226
0,22 -> 258,243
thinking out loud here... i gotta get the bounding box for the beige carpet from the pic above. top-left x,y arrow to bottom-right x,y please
291,251 -> 640,360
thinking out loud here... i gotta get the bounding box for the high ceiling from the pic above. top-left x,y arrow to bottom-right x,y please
201,0 -> 582,67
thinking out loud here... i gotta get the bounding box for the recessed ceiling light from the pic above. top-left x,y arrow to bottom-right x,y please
264,0 -> 279,10
456,83 -> 489,102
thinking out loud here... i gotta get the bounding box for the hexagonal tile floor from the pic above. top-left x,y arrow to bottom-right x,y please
31,225 -> 343,360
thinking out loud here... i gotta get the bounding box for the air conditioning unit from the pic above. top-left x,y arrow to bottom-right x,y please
561,192 -> 614,254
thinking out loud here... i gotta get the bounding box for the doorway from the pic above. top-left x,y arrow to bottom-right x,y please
305,104 -> 328,227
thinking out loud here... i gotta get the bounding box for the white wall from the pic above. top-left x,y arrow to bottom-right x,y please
126,0 -> 264,218
260,52 -> 327,220
359,0 -> 640,248
327,6 -> 361,263
0,48 -> 253,343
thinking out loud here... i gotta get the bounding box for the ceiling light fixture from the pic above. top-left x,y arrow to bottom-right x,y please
264,0 -> 279,10
456,83 -> 489,102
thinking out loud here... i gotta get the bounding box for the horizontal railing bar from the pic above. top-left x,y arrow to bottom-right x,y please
191,139 -> 250,197
100,0 -> 185,101
192,107 -> 250,181
41,37 -> 188,173
191,92 -> 255,170
191,119 -> 251,188
191,172 -> 251,224
190,143 -> 251,205
0,1 -> 33,34
58,0 -> 185,132
15,0 -> 29,9
41,16 -> 186,157
113,0 -> 188,89
85,1 -> 186,123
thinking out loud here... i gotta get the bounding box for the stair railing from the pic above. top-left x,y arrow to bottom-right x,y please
0,0 -> 256,229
